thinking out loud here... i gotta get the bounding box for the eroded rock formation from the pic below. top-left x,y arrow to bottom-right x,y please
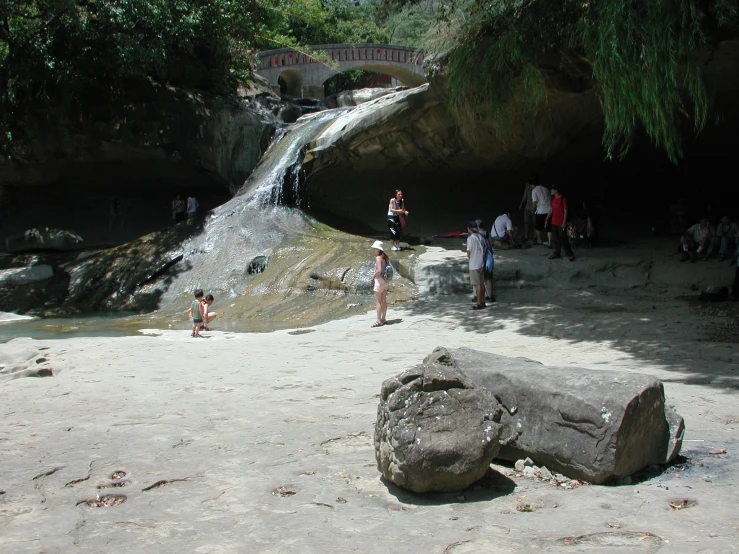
303,40 -> 739,231
375,351 -> 510,493
449,347 -> 684,484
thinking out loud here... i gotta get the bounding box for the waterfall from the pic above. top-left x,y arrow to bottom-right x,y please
238,108 -> 351,208
144,108 -> 352,303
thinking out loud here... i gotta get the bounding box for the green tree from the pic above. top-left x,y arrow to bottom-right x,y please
419,0 -> 739,161
283,0 -> 387,45
0,0 -> 387,150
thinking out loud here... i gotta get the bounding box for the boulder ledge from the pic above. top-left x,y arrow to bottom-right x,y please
374,355 -> 510,493
450,348 -> 685,484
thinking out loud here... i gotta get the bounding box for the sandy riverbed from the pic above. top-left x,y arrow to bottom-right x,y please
1,239 -> 738,552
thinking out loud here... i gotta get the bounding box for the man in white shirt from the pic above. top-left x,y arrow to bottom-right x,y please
186,196 -> 199,220
493,211 -> 516,244
680,218 -> 712,262
466,220 -> 486,310
531,183 -> 552,246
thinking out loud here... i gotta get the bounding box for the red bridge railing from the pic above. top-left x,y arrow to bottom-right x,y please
256,44 -> 425,70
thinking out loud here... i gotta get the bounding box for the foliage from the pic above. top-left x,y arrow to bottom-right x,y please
286,0 -> 388,45
426,0 -> 739,162
0,0 -> 388,151
0,0 -> 287,97
384,0 -> 438,47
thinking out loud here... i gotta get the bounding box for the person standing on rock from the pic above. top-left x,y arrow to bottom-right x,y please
467,221 -> 486,310
186,195 -> 199,220
531,180 -> 552,246
172,194 -> 186,223
545,186 -> 575,261
387,189 -> 408,251
519,173 -> 537,242
371,240 -> 390,327
475,219 -> 495,303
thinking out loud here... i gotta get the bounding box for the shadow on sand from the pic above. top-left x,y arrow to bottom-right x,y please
381,467 -> 516,506
405,237 -> 739,392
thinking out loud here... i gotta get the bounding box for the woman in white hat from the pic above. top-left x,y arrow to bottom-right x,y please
371,240 -> 390,327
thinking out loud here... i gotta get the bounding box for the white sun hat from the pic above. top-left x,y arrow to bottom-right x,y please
371,240 -> 385,252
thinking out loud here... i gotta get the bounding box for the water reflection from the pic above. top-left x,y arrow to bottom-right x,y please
0,313 -> 142,342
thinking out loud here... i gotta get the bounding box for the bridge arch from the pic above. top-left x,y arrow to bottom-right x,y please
321,64 -> 426,89
256,44 -> 427,99
278,69 -> 302,97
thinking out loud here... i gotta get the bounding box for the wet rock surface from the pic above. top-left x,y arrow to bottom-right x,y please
324,87 -> 405,109
0,264 -> 53,287
375,347 -> 508,492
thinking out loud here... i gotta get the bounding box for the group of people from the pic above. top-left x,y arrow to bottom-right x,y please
189,289 -> 217,337
518,174 -> 577,260
679,215 -> 739,263
172,194 -> 199,223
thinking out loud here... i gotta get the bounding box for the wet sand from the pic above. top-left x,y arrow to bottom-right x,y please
1,239 -> 738,552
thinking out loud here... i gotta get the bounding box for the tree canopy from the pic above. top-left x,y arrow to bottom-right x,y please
0,0 -> 391,149
422,0 -> 739,161
2,0 -> 738,161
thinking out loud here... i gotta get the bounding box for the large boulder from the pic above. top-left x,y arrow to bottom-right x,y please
0,264 -> 53,286
449,348 -> 684,484
324,87 -> 406,109
5,228 -> 83,253
374,351 -> 509,493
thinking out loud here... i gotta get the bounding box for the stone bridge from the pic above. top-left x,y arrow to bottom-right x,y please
255,43 -> 427,99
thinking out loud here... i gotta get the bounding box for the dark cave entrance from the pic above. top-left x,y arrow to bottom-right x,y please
304,112 -> 739,243
0,161 -> 232,251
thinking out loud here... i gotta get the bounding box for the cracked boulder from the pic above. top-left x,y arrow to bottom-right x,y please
374,350 -> 511,493
449,347 -> 685,484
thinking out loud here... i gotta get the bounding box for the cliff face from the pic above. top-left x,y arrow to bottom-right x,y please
0,80 -> 280,193
0,78 -> 290,250
302,39 -> 739,233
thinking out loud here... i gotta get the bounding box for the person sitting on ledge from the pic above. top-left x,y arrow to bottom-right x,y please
680,217 -> 713,262
706,216 -> 738,261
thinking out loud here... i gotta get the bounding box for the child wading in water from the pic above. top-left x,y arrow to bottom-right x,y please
190,289 -> 205,337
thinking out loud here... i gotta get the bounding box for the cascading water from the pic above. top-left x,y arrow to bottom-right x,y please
138,108 -> 352,307
239,109 -> 351,207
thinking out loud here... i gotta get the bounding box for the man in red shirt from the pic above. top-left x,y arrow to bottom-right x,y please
544,186 -> 575,261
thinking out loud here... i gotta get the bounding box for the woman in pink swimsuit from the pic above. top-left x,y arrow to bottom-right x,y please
371,240 -> 390,327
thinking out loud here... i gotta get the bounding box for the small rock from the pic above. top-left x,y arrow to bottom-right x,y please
539,466 -> 553,480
